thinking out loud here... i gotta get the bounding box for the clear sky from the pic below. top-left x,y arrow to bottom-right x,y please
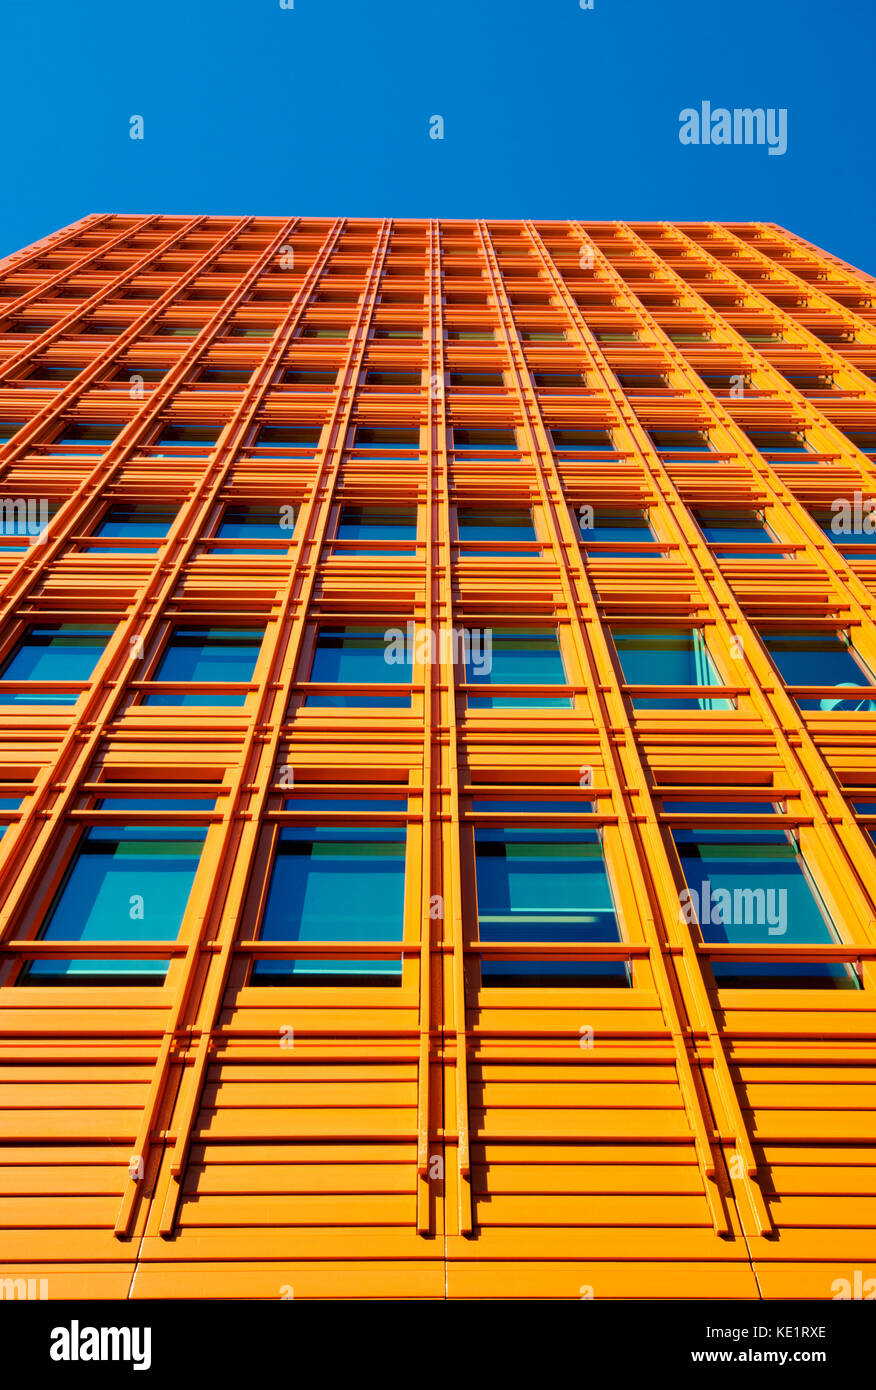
2,0 -> 874,272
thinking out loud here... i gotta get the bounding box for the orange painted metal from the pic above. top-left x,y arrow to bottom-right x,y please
0,216 -> 874,1299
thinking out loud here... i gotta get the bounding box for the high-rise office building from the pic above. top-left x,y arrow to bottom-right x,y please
0,215 -> 874,1300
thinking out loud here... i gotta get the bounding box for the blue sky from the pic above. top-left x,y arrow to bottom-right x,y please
2,0 -> 874,272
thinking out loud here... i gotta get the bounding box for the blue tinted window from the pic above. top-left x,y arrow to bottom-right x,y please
475,827 -> 626,985
86,504 -> 176,554
305,627 -> 412,708
759,631 -> 876,710
154,425 -> 221,449
215,504 -> 295,553
145,628 -> 262,706
336,507 -> 416,555
458,508 -> 536,555
612,629 -> 732,710
818,510 -> 876,549
697,513 -> 774,547
472,798 -> 595,814
552,429 -> 614,452
53,423 -> 120,446
673,826 -> 855,989
0,625 -> 112,704
466,629 -> 569,709
254,425 -> 321,450
251,826 -> 406,983
21,824 -> 206,983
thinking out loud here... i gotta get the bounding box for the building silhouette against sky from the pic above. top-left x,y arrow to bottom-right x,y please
0,215 -> 874,1299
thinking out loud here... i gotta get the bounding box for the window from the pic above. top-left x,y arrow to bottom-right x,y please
474,826 -> 626,986
372,326 -> 421,340
758,630 -> 876,711
457,507 -> 536,556
844,431 -> 876,457
594,330 -> 638,344
453,427 -> 517,451
447,328 -> 495,342
195,368 -> 251,384
673,821 -> 856,989
815,506 -> 876,551
520,329 -> 566,342
364,370 -> 420,387
746,430 -> 810,456
213,504 -> 296,554
579,508 -> 655,555
334,506 -> 416,555
19,823 -> 207,984
304,626 -> 412,708
449,371 -> 504,389
612,628 -> 732,710
87,504 -> 177,554
151,422 -> 219,450
616,372 -> 667,389
52,422 -> 122,447
552,428 -> 613,452
698,372 -> 749,393
250,825 -> 406,984
282,368 -> 337,387
650,429 -> 711,453
694,510 -> 778,555
145,628 -> 263,706
0,625 -> 112,704
254,425 -> 321,451
532,371 -> 586,388
353,427 -> 419,451
466,629 -> 569,709
0,421 -> 23,442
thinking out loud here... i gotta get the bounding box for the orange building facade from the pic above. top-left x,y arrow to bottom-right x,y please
0,214 -> 875,1300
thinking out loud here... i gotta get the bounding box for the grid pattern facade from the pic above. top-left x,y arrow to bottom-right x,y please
0,214 -> 875,1300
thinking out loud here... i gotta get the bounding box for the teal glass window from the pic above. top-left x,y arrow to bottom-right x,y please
0,625 -> 112,704
335,507 -> 416,555
251,825 -> 406,984
0,421 -> 23,442
305,626 -> 412,708
145,627 -> 262,706
466,629 -> 570,709
458,508 -> 537,556
759,631 -> 876,710
474,827 -> 626,986
673,825 -> 855,989
19,824 -> 207,984
215,504 -> 295,554
86,503 -> 177,554
612,628 -> 732,710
